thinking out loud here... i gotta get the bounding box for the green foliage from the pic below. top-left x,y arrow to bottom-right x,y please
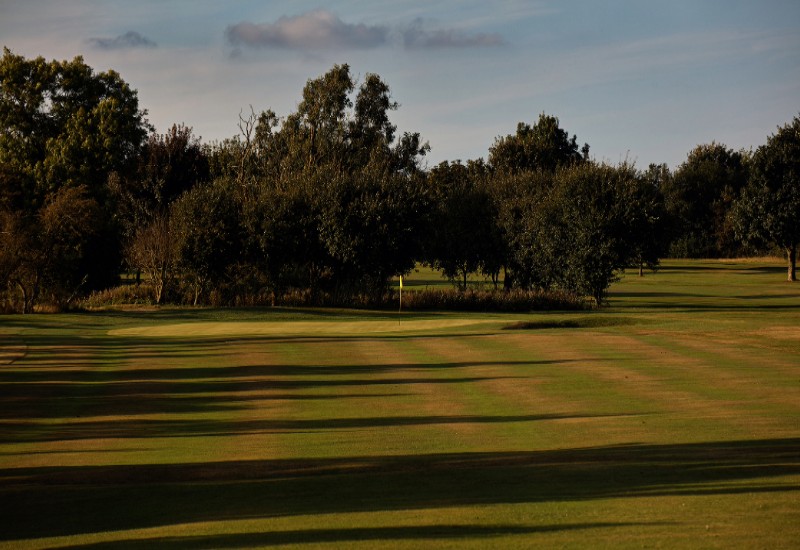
427,160 -> 504,289
0,48 -> 150,209
495,162 -> 664,305
0,186 -> 103,312
228,65 -> 431,301
111,124 -> 209,232
0,49 -> 148,310
170,178 -> 243,305
4,50 -> 798,311
319,167 -> 432,297
662,142 -> 750,257
489,113 -> 588,174
733,115 -> 800,280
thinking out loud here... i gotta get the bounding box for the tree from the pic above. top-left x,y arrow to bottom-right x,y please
627,164 -> 669,276
233,65 -> 430,303
733,116 -> 800,281
127,214 -> 177,304
662,143 -> 749,257
110,124 -> 209,245
170,179 -> 243,305
551,163 -> 644,305
427,160 -> 502,290
0,209 -> 33,311
1,48 -> 150,298
319,165 -> 432,298
297,63 -> 354,168
489,113 -> 588,174
1,186 -> 102,312
243,173 -> 327,301
348,73 -> 397,167
494,162 -> 648,305
0,48 -> 150,209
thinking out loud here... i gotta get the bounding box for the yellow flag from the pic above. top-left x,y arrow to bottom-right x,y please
399,275 -> 403,290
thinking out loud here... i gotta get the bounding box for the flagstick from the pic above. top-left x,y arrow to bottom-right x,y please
398,275 -> 403,325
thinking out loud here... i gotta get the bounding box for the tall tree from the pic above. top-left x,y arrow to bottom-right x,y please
0,49 -> 150,301
297,64 -> 354,168
0,48 -> 150,208
239,65 -> 430,300
733,116 -> 800,281
349,73 -> 397,164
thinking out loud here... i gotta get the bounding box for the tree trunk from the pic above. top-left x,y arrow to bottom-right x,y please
17,282 -> 29,314
638,261 -> 644,277
788,245 -> 797,282
503,267 -> 512,291
154,268 -> 164,305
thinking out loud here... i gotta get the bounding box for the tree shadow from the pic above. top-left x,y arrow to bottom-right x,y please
65,522 -> 658,549
0,412 -> 628,443
1,332 -> 565,423
1,438 -> 797,541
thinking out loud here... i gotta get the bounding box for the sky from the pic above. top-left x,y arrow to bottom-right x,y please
1,0 -> 798,170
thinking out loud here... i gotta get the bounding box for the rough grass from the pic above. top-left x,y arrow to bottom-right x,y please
0,259 -> 799,549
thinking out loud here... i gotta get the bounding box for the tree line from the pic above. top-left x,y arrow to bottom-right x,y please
1,49 -> 798,313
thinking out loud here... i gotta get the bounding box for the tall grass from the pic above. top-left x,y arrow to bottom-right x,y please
81,284 -> 586,312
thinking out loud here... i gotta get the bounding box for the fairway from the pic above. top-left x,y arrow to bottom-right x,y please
1,260 -> 799,548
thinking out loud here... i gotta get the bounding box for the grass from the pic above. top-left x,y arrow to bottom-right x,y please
0,259 -> 799,548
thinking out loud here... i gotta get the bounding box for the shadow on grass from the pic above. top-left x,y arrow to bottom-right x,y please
65,522 -> 657,549
0,412 -> 627,443
1,332 -> 565,422
607,292 -> 800,311
0,438 -> 797,541
504,317 -> 639,330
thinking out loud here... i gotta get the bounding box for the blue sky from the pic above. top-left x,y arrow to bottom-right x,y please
1,0 -> 798,169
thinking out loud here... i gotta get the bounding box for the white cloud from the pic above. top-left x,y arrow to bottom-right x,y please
225,10 -> 389,51
224,9 -> 507,53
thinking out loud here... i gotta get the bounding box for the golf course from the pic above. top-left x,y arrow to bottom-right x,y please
1,259 -> 798,549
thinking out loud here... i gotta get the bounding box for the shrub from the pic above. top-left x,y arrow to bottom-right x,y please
82,284 -> 157,308
396,288 -> 587,312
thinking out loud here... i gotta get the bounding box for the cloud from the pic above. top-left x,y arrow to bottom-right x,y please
88,31 -> 157,50
225,10 -> 388,51
402,18 -> 504,49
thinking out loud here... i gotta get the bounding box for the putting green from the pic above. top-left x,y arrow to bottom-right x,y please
108,318 -> 504,338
